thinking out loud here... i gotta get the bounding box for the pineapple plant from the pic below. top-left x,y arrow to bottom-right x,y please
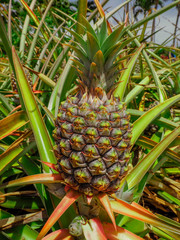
53,18 -> 132,197
0,0 -> 180,239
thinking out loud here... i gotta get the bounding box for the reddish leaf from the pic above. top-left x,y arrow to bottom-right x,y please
0,111 -> 28,140
131,202 -> 154,216
42,229 -> 73,240
0,173 -> 63,189
19,0 -> 40,26
38,161 -> 59,172
110,198 -> 180,234
82,218 -> 107,240
94,0 -> 112,34
98,193 -> 116,230
86,195 -> 93,205
37,190 -> 81,240
103,222 -> 143,240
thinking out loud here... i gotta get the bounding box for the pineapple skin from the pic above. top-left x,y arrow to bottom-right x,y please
53,90 -> 132,196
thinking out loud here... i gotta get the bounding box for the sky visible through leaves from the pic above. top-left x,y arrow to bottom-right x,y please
105,0 -> 179,46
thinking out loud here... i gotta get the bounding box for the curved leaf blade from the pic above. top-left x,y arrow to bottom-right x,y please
98,193 -> 116,231
127,126 -> 180,189
0,111 -> 28,140
0,174 -> 62,190
12,47 -> 57,172
132,94 -> 180,145
124,77 -> 150,104
137,136 -> 180,163
111,198 -> 180,234
114,44 -> 145,100
103,222 -> 143,240
42,229 -> 73,240
37,190 -> 81,240
82,218 -> 107,240
0,131 -> 32,174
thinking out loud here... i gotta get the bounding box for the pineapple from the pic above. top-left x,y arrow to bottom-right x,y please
53,18 -> 132,197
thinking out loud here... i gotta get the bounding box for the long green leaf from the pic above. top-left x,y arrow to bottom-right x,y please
26,0 -> 54,64
127,30 -> 167,102
76,0 -> 87,35
111,198 -> 180,234
0,111 -> 28,140
19,0 -> 36,58
124,77 -> 150,104
0,131 -> 34,174
0,93 -> 13,112
128,109 -> 178,130
12,47 -> 57,172
0,144 -> 22,174
0,15 -> 14,72
132,94 -> 180,145
137,136 -> 180,163
126,126 -> 180,189
114,44 -> 145,100
19,157 -> 61,232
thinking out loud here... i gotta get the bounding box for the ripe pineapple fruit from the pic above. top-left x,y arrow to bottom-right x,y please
53,18 -> 132,196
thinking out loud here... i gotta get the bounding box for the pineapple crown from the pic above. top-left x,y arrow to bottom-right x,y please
66,17 -> 130,92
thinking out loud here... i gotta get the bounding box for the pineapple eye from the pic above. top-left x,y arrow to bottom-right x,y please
69,152 -> 86,168
87,111 -> 97,119
98,105 -> 107,112
67,107 -> 78,115
98,121 -> 111,136
59,157 -> 73,174
83,145 -> 100,162
91,175 -> 110,191
74,168 -> 92,184
111,129 -> 122,137
73,117 -> 85,126
60,122 -> 73,138
70,134 -> 85,150
103,148 -> 118,167
88,159 -> 106,175
84,127 -> 99,143
98,121 -> 111,128
96,137 -> 111,155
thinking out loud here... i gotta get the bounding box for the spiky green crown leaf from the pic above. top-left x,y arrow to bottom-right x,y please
67,17 -> 130,92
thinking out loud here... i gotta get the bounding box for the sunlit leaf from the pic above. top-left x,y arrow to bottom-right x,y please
12,46 -> 57,172
126,126 -> 180,188
94,0 -> 112,34
103,222 -> 143,240
137,136 -> 180,163
37,190 -> 81,240
0,174 -> 62,189
98,193 -> 116,230
82,218 -> 107,240
124,77 -> 150,104
0,111 -> 28,140
111,198 -> 180,234
114,44 -> 145,100
42,229 -> 73,240
132,94 -> 180,145
76,0 -> 87,35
